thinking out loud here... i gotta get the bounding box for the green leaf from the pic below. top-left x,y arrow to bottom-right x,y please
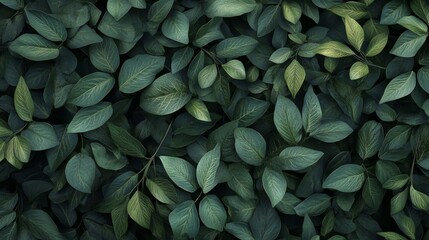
357,121 -> 384,159
294,194 -> 331,216
107,0 -> 132,20
269,47 -> 293,64
365,33 -> 388,57
199,195 -> 227,231
205,0 -> 257,18
411,0 -> 429,24
227,163 -> 256,199
397,15 -> 428,35
196,144 -> 221,193
160,156 -> 198,193
140,73 -> 192,115
127,191 -> 154,229
322,164 -> 365,192
233,97 -> 269,127
111,201 -> 128,239
89,37 -> 120,73
380,71 -> 416,104
107,123 -> 146,158
67,102 -> 113,133
0,120 -> 13,137
0,0 -> 24,10
257,5 -> 280,37
91,142 -> 128,170
225,222 -> 255,240
302,86 -> 322,133
185,99 -> 212,122
349,61 -> 369,80
146,177 -> 177,205
21,209 -> 65,240
171,47 -> 194,73
274,95 -> 302,144
222,59 -> 246,80
284,59 -> 306,98
391,188 -> 408,215
25,9 -> 67,42
380,0 -> 411,25
169,200 -> 200,238
393,212 -> 416,240
67,72 -> 115,107
234,127 -> 266,166
65,153 -> 96,193
6,135 -> 31,168
316,41 -> 355,58
329,1 -> 368,19
118,54 -> 165,94
390,30 -> 427,57
278,146 -> 324,171
14,77 -> 34,122
194,18 -> 224,47
262,168 -> 287,207
147,0 -> 174,27
9,34 -> 59,61
344,16 -> 364,50
162,11 -> 189,44
216,35 -> 258,58
362,177 -> 384,210
198,64 -> 218,89
282,1 -> 302,24
410,186 -> 429,211
377,232 -> 408,240
310,121 -> 353,143
21,122 -> 59,151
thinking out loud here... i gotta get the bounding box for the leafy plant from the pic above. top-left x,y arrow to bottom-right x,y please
1,0 -> 429,239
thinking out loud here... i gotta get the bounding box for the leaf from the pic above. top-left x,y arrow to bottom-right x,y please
284,59 -> 306,98
227,163 -> 256,199
233,97 -> 269,127
107,123 -> 146,158
107,0 -> 132,20
377,232 -> 408,240
67,72 -> 115,107
380,0 -> 411,25
185,99 -> 212,122
6,136 -> 31,168
274,95 -> 302,144
316,41 -> 355,58
25,9 -> 67,42
171,47 -> 194,73
222,59 -> 246,80
269,47 -> 293,64
199,195 -> 227,231
262,168 -> 287,207
282,1 -> 301,24
257,5 -> 280,37
140,73 -> 192,115
118,54 -> 165,94
294,193 -> 331,216
380,71 -> 416,104
65,153 -> 96,193
14,76 -> 34,122
349,61 -> 369,80
146,177 -> 177,205
194,18 -> 224,47
362,177 -> 384,210
205,0 -> 257,17
390,30 -> 427,57
9,34 -> 59,61
278,146 -> 324,171
89,37 -> 120,73
329,1 -> 368,19
127,191 -> 154,229
397,15 -> 428,35
310,121 -> 353,143
21,209 -> 65,240
111,201 -> 128,239
160,156 -> 198,193
365,33 -> 388,57
21,122 -> 59,151
344,16 -> 364,50
169,200 -> 200,238
357,121 -> 384,159
322,164 -> 365,192
216,35 -> 258,58
302,86 -> 322,133
410,186 -> 429,211
198,64 -> 218,89
162,11 -> 189,44
225,222 -> 255,240
234,127 -> 266,166
196,144 -> 221,193
91,142 -> 127,170
67,102 -> 113,133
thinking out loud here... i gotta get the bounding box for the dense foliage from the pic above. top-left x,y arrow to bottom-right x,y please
1,0 -> 429,239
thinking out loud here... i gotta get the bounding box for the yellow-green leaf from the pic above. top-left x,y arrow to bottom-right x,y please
344,16 -> 365,50
284,59 -> 306,98
14,77 -> 34,122
349,61 -> 369,80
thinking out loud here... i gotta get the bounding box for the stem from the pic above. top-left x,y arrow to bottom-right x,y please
410,157 -> 416,187
194,190 -> 203,203
202,48 -> 223,65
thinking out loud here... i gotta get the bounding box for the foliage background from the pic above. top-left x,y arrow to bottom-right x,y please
1,0 -> 429,239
